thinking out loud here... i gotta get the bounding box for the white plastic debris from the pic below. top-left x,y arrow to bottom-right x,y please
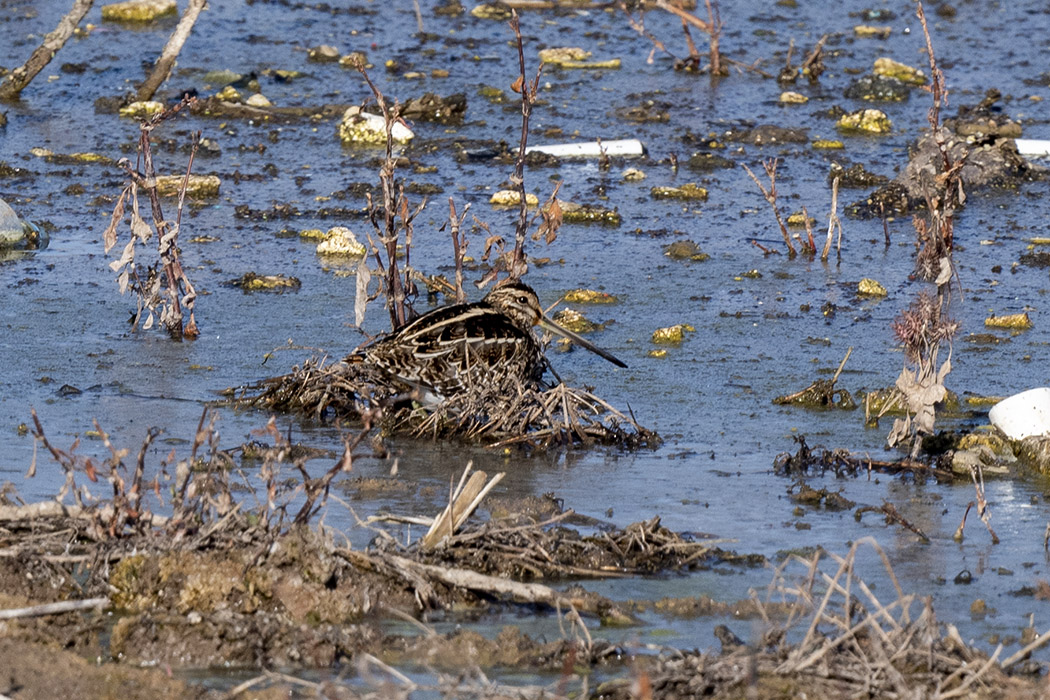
989,387 -> 1050,440
1015,139 -> 1050,157
525,139 -> 645,158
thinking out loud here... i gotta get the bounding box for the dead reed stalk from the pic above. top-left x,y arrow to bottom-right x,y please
105,96 -> 200,339
136,0 -> 208,102
886,1 -> 961,459
356,67 -> 425,331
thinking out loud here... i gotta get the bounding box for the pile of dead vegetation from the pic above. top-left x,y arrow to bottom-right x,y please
2,415 -> 1047,699
230,354 -> 659,450
412,512 -> 763,580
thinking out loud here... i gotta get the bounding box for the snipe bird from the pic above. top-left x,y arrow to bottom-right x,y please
358,281 -> 626,399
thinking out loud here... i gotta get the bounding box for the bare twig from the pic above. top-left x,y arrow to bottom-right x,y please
508,11 -> 542,282
742,159 -> 796,257
136,0 -> 208,102
0,0 -> 93,101
0,597 -> 109,620
448,198 -> 470,303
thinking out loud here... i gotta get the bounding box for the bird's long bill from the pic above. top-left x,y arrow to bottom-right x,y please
537,316 -> 628,368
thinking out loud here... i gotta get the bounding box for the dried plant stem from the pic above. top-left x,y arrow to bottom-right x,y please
135,0 -> 208,102
508,11 -> 541,281
0,0 -> 93,101
357,67 -> 423,330
742,159 -> 796,257
448,198 -> 470,303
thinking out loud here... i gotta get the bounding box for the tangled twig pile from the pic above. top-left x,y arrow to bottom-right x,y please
232,355 -> 658,450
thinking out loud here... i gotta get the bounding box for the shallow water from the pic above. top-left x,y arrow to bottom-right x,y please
3,0 -> 1050,679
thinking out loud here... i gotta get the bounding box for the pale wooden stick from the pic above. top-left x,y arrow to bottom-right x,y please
0,597 -> 109,620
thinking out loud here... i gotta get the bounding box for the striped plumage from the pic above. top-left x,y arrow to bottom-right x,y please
359,281 -> 626,399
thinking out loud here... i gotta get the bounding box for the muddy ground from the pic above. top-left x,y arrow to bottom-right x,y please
0,471 -> 1046,700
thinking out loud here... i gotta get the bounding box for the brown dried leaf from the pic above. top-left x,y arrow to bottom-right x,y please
131,212 -> 152,242
103,189 -> 128,253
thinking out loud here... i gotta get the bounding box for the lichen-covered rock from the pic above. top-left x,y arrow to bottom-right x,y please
338,106 -> 413,145
854,25 -> 891,38
244,93 -> 272,107
873,57 -> 926,85
539,47 -> 591,64
652,324 -> 695,344
552,309 -> 600,334
119,100 -> 165,119
786,212 -> 816,228
813,139 -> 845,150
470,3 -> 512,19
101,0 -> 176,22
650,184 -> 708,201
857,278 -> 887,297
316,227 -> 366,257
779,91 -> 808,104
558,201 -> 620,225
538,48 -> 619,69
985,312 -> 1032,330
154,175 -> 221,198
226,272 -> 302,292
490,190 -> 538,207
563,289 -> 618,304
836,108 -> 892,134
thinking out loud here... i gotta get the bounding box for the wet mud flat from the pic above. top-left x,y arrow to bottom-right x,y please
5,0 -> 1050,697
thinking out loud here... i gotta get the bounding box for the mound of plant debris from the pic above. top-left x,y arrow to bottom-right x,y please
232,354 -> 659,449
2,416 -> 1048,699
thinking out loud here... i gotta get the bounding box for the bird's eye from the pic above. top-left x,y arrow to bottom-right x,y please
518,295 -> 528,304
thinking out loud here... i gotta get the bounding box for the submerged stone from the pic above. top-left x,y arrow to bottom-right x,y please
650,183 -> 708,201
664,240 -> 709,261
558,202 -> 620,225
226,272 -> 302,292
829,162 -> 888,188
685,151 -> 735,172
401,92 -> 467,123
154,174 -> 221,198
844,74 -> 912,102
854,25 -> 892,38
